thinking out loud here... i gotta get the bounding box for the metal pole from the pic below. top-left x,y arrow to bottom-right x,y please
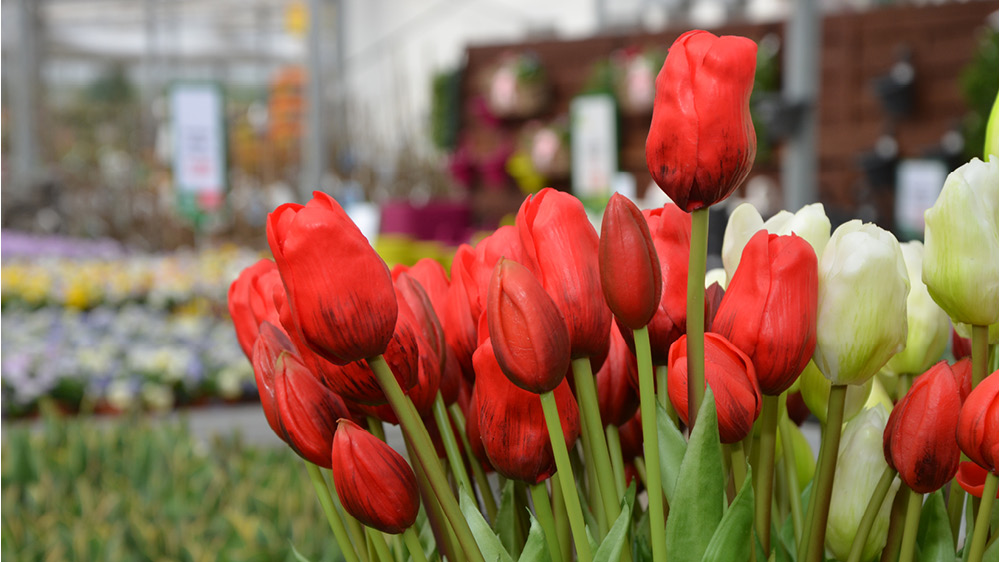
781,0 -> 821,210
300,0 -> 327,201
7,0 -> 42,197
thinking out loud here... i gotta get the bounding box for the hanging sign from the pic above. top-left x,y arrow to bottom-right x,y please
171,82 -> 227,222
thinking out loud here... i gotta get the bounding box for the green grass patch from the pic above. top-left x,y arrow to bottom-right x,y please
2,403 -> 342,562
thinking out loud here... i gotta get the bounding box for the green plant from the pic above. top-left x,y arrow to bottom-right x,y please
1,403 -> 342,562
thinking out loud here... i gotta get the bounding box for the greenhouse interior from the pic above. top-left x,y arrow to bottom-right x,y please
2,0 -> 998,561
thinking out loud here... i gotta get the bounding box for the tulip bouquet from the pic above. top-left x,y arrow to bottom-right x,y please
228,30 -> 1000,562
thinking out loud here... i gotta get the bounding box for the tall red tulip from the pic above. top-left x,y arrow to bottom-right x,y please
667,333 -> 760,443
443,244 -> 479,377
331,419 -> 419,534
713,231 -> 818,395
486,258 -> 571,393
267,191 -> 397,365
957,370 -> 999,474
646,30 -> 757,212
474,339 -> 581,484
883,361 -> 962,493
228,259 -> 279,359
599,192 -> 662,330
517,188 -> 612,359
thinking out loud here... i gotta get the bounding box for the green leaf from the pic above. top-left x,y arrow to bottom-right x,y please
461,489 -> 515,562
656,401 -> 688,505
701,467 -> 754,562
290,542 -> 316,562
594,482 -> 637,562
665,387 -> 726,560
495,480 -> 521,556
916,490 -> 954,562
517,512 -> 551,562
984,533 -> 998,562
632,506 -> 653,562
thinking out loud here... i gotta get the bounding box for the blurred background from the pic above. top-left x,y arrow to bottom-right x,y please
0,0 -> 996,559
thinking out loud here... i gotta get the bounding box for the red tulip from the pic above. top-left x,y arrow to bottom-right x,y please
517,188 -> 612,360
952,327 -> 972,359
786,391 -> 811,426
267,191 -> 397,365
443,244 -> 479,377
331,419 -> 419,534
475,339 -> 581,484
403,258 -> 451,316
618,409 -> 644,461
599,193 -> 662,330
464,381 -> 493,470
667,333 -> 761,443
646,30 -> 757,212
957,370 -> 998,474
596,323 -> 641,427
883,361 -> 962,493
704,281 -> 726,331
229,259 -> 279,359
956,462 -> 996,498
713,231 -> 818,395
617,203 -> 699,365
252,322 -> 351,468
396,273 -> 446,373
486,258 -> 571,393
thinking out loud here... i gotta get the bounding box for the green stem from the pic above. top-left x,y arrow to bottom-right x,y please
730,441 -> 748,493
402,526 -> 428,562
531,482 -> 566,562
369,355 -> 485,562
686,206 -> 709,428
305,462 -> 362,562
448,403 -> 498,522
432,394 -> 474,497
778,416 -> 804,546
879,484 -> 909,562
946,481 -> 965,549
366,527 -> 394,562
367,416 -> 386,440
634,326 -> 666,562
606,425 -> 626,499
407,437 -> 461,562
846,466 -> 897,562
551,472 -> 572,562
966,473 -> 999,562
655,365 -> 668,411
634,456 -> 648,488
755,394 -> 780,555
803,384 -> 848,562
540,390 -> 594,562
571,357 -> 623,532
973,325 -> 990,388
897,488 -> 923,562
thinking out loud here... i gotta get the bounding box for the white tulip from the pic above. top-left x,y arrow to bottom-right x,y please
884,241 -> 950,375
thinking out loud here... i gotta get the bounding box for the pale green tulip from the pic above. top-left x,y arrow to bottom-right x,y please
762,202 -> 831,260
814,221 -> 909,385
884,241 -> 950,376
986,93 -> 998,159
722,203 -> 764,280
704,267 -> 727,289
826,406 -> 899,562
922,156 -> 999,327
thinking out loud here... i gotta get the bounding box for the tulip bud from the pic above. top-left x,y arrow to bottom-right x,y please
252,322 -> 293,438
951,358 -> 973,402
486,258 -> 571,394
443,244 -> 478,377
704,281 -> 726,331
596,323 -> 640,427
668,333 -> 761,443
517,188 -> 612,359
600,193 -> 662,329
957,370 -> 998,474
474,339 -> 581,483
267,192 -> 398,365
883,361 -> 962,493
922,157 -> 999,327
229,259 -> 279,359
813,220 -> 909,385
646,30 -> 757,212
798,360 -> 873,424
395,273 -> 446,374
331,419 -> 419,534
826,406 -> 899,562
883,242 -> 951,377
713,231 -> 818,395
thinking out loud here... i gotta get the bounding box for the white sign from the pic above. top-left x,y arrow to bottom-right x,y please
171,83 -> 226,211
895,159 -> 947,237
571,94 -> 618,201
